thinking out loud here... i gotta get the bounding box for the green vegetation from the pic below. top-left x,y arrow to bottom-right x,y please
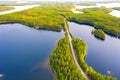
0,6 -> 14,11
64,7 -> 120,38
50,38 -> 85,80
83,7 -> 112,13
0,4 -> 73,31
0,3 -> 118,80
92,29 -> 106,40
72,38 -> 116,80
76,7 -> 112,13
0,4 -> 119,38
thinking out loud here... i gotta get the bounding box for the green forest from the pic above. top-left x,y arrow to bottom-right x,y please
0,4 -> 119,80
76,7 -> 112,13
92,29 -> 106,40
0,4 -> 73,31
72,38 -> 116,80
0,6 -> 14,11
65,7 -> 120,38
50,38 -> 85,80
0,4 -> 120,38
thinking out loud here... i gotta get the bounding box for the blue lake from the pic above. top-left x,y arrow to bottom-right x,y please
0,23 -> 64,80
69,22 -> 120,79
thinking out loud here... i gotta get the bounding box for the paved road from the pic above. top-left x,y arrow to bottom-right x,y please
64,17 -> 90,80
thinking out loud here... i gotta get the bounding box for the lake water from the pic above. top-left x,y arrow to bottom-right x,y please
69,22 -> 120,79
76,3 -> 120,9
96,3 -> 120,8
0,5 -> 39,15
109,10 -> 120,17
0,23 -> 64,80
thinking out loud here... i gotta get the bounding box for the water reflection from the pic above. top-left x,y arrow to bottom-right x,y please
0,23 -> 64,80
69,22 -> 120,79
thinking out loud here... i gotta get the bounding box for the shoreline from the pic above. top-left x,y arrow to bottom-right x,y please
72,38 -> 116,80
68,20 -> 120,38
43,58 -> 57,80
0,5 -> 40,15
0,21 -> 62,32
48,62 -> 57,80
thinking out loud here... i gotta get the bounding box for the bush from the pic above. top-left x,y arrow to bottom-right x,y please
72,38 -> 116,80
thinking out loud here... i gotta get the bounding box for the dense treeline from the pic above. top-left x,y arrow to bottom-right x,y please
72,38 -> 117,80
64,7 -> 120,38
0,4 -> 73,31
50,38 -> 85,80
0,4 -> 118,79
83,7 -> 112,13
92,29 -> 106,40
0,6 -> 14,11
0,4 -> 119,37
76,7 -> 112,13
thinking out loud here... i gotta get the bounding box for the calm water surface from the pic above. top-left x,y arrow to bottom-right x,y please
0,23 -> 64,80
69,22 -> 120,79
75,3 -> 120,18
0,5 -> 39,15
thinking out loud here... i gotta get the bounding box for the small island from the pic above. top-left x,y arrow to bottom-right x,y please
92,29 -> 106,40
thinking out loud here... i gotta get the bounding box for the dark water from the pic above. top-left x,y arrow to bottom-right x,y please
0,23 -> 64,80
69,22 -> 120,79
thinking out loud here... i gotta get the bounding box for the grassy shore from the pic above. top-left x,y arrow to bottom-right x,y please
72,38 -> 116,80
